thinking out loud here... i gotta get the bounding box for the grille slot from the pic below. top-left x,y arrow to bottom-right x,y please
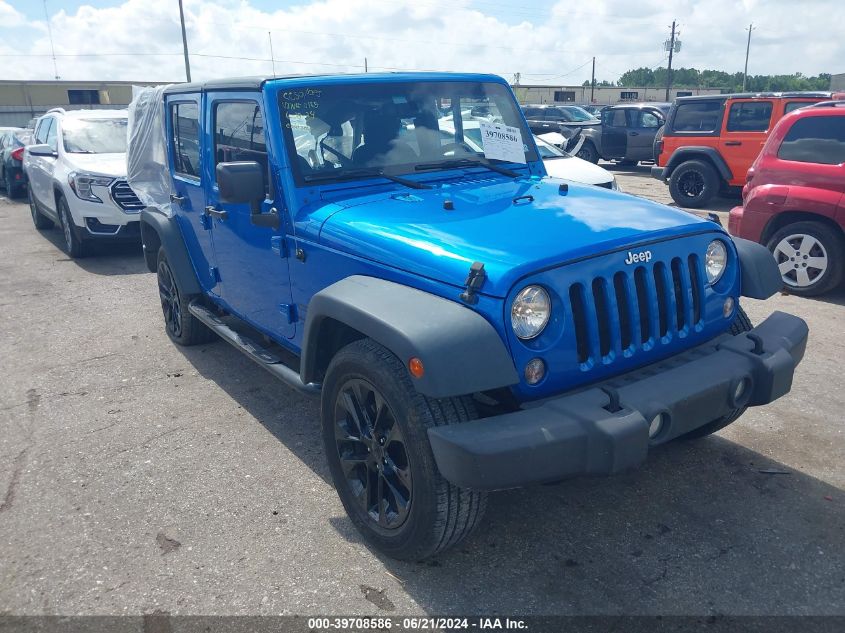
566,252 -> 704,368
110,180 -> 144,211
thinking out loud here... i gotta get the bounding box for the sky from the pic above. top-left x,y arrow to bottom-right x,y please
0,0 -> 842,85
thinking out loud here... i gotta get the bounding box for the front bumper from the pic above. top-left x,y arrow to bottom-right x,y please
650,165 -> 666,180
428,311 -> 808,491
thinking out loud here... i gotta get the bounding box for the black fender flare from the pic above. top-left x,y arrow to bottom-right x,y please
733,237 -> 782,299
664,146 -> 733,182
301,276 -> 519,398
140,207 -> 202,296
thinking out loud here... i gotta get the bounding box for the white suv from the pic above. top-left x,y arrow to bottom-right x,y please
24,108 -> 142,257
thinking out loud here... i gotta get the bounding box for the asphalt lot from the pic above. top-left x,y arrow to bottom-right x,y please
1,173 -> 844,617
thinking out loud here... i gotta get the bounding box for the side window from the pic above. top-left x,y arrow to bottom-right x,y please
727,101 -> 773,132
35,117 -> 53,144
545,108 -> 564,120
784,102 -> 808,115
213,101 -> 268,193
777,116 -> 845,165
45,118 -> 58,151
170,102 -> 200,178
639,111 -> 661,128
604,109 -> 627,127
671,101 -> 722,132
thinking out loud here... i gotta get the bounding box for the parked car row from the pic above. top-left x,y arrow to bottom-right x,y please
18,72 -> 808,561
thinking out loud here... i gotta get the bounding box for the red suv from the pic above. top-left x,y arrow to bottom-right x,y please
729,101 -> 845,296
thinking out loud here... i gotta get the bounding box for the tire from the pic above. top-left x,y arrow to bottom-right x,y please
766,221 -> 845,297
668,159 -> 720,208
156,247 -> 215,346
28,184 -> 54,230
57,195 -> 86,258
321,338 -> 487,561
682,307 -> 753,439
575,140 -> 599,164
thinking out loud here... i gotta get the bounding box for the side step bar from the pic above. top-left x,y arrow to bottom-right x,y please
188,301 -> 321,396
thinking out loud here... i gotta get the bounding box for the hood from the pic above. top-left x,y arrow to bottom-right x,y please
317,176 -> 717,297
63,152 -> 127,178
543,155 -> 614,186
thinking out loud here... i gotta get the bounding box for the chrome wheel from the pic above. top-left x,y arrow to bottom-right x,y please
333,378 -> 412,530
157,259 -> 182,338
773,233 -> 829,288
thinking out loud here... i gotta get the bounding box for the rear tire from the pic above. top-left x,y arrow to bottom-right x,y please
682,307 -> 753,439
322,338 -> 487,561
28,184 -> 54,230
668,159 -> 719,208
575,141 -> 599,164
767,221 -> 845,297
156,247 -> 215,346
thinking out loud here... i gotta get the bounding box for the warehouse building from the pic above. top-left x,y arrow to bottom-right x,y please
512,84 -> 722,105
0,80 -> 168,127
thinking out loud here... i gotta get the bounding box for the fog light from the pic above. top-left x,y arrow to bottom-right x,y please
524,358 -> 546,385
723,296 -> 734,318
649,413 -> 666,439
733,379 -> 749,403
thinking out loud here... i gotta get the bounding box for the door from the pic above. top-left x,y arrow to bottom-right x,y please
601,108 -> 630,158
719,99 -> 774,185
166,96 -> 220,295
627,109 -> 663,160
205,94 -> 295,339
28,117 -> 57,213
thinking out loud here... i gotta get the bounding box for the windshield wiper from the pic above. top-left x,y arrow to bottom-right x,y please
414,156 -> 522,178
303,168 -> 431,190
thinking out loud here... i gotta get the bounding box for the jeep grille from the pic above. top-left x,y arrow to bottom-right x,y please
110,180 -> 144,212
568,255 -> 704,365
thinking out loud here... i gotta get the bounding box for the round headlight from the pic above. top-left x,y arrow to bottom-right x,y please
511,286 -> 551,340
705,239 -> 728,284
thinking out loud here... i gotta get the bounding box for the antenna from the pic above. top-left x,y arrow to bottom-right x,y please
43,0 -> 59,80
268,31 -> 276,77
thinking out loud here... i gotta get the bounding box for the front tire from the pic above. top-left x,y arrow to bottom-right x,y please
767,221 -> 844,297
575,141 -> 599,164
28,184 -> 54,230
156,247 -> 215,346
57,195 -> 86,258
682,307 -> 753,439
322,338 -> 487,561
668,159 -> 719,208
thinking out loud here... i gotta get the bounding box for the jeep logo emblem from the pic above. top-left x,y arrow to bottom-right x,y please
624,250 -> 652,265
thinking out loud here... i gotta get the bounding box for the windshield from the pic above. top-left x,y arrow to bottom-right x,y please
562,106 -> 598,122
62,118 -> 128,154
534,136 -> 569,159
281,80 -> 537,184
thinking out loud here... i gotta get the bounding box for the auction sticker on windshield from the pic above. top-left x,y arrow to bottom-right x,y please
479,121 -> 526,164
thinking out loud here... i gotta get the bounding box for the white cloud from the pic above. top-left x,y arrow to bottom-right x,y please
0,0 -> 841,84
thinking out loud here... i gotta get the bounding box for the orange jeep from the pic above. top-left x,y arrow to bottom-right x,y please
652,92 -> 832,207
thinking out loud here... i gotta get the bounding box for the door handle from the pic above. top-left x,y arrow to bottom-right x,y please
204,205 -> 228,220
170,193 -> 186,204
724,141 -> 742,146
629,131 -> 639,136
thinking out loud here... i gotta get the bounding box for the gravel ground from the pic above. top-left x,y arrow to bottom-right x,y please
1,180 -> 843,617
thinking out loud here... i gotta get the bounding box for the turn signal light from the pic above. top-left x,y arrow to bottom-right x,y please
408,357 -> 425,379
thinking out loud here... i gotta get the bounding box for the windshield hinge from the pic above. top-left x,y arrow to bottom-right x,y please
459,261 -> 486,305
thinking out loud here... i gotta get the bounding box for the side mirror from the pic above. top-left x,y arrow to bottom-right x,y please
28,144 -> 57,158
216,161 -> 279,229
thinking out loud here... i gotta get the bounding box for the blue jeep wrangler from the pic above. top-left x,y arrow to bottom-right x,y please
131,73 -> 808,561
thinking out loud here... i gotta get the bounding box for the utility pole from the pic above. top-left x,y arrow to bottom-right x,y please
664,20 -> 677,101
364,57 -> 368,73
590,56 -> 596,102
742,23 -> 755,91
268,32 -> 276,77
178,0 -> 191,83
